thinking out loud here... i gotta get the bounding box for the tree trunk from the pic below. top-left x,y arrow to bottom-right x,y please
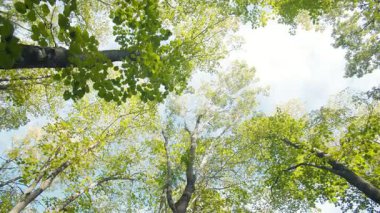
1,44 -> 132,69
164,116 -> 201,213
325,155 -> 380,204
173,119 -> 200,213
9,161 -> 70,213
283,138 -> 380,204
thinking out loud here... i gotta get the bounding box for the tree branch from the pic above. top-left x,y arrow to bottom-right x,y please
283,162 -> 334,173
56,175 -> 134,211
1,44 -> 135,69
0,75 -> 52,82
0,176 -> 21,188
282,138 -> 380,204
282,138 -> 302,149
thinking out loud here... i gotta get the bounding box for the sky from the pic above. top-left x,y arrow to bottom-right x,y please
231,22 -> 380,114
1,20 -> 379,212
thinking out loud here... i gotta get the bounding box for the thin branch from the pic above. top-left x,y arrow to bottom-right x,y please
9,19 -> 32,32
0,158 -> 13,171
0,82 -> 52,91
0,176 -> 22,188
95,0 -> 112,7
0,75 -> 52,82
57,175 -> 134,211
283,162 -> 334,173
282,138 -> 302,149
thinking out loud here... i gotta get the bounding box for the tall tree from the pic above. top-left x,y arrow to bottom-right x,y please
142,61 -> 265,212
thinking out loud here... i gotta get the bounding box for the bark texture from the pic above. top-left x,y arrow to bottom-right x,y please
1,44 -> 132,69
283,138 -> 380,204
316,150 -> 380,204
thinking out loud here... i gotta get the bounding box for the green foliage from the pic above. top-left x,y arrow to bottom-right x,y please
1,0 -> 379,212
1,96 -> 156,211
332,0 -> 380,77
5,0 -> 244,103
14,2 -> 27,14
240,92 -> 380,211
1,0 -> 378,106
0,67 -> 64,130
0,17 -> 21,69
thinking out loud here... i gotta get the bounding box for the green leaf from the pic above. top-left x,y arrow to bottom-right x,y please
0,53 -> 14,68
24,0 -> 33,8
14,2 -> 27,14
27,10 -> 37,22
41,4 -> 50,16
58,14 -> 69,29
69,43 -> 81,54
0,18 -> 14,38
63,91 -> 71,100
7,37 -> 21,57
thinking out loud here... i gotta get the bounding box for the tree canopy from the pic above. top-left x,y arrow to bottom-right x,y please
0,0 -> 379,212
240,91 -> 380,212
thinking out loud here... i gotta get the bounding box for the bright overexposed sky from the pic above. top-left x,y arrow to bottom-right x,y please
230,22 -> 380,114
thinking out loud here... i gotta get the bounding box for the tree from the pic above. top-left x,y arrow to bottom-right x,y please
0,61 -> 265,212
0,0 -> 262,103
240,90 -> 380,212
0,0 -> 248,132
0,96 -> 155,212
2,0 -> 378,104
141,61 -> 265,212
1,0 -> 379,212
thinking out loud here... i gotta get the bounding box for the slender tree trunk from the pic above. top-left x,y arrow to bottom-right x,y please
10,138 -> 103,212
9,161 -> 70,213
174,134 -> 196,213
9,115 -> 124,212
1,44 -> 132,69
163,116 -> 201,213
173,117 -> 201,213
162,131 -> 176,212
